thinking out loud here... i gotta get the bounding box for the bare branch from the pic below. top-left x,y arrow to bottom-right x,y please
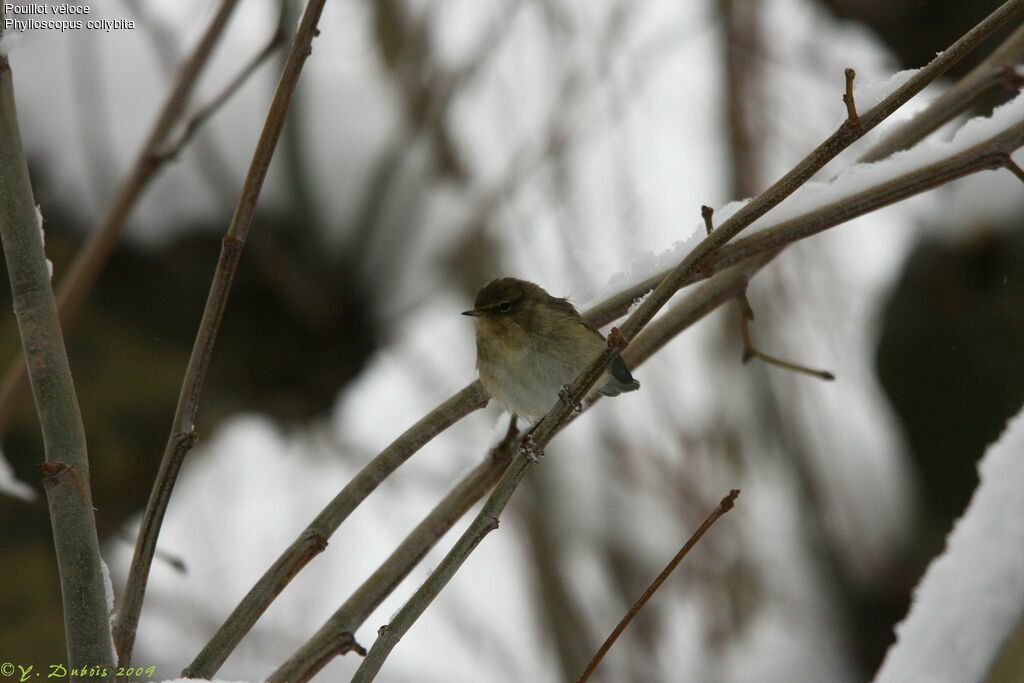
576,490 -> 741,683
1006,157 -> 1024,183
739,307 -> 836,380
737,292 -> 836,380
112,0 -> 330,665
586,119 -> 1024,327
182,383 -> 489,679
701,204 -> 715,235
0,52 -> 114,674
862,22 -> 1024,162
705,202 -> 832,379
843,67 -> 860,128
266,418 -> 520,683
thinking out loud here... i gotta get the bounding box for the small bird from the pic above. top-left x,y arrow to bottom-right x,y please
464,278 -> 640,424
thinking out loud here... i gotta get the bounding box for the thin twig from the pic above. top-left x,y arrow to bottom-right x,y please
709,203 -> 836,381
576,489 -> 741,683
701,205 -> 715,235
0,0 -> 243,438
0,52 -> 114,675
1006,157 -> 1024,183
739,309 -> 836,381
112,0 -> 329,666
349,5 -> 1024,677
154,2 -> 290,162
843,67 -> 860,128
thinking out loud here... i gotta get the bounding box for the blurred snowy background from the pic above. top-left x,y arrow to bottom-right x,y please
1,0 -> 1023,681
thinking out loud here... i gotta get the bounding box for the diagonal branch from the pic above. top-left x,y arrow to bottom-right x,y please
862,21 -> 1024,162
576,489 -> 741,683
0,50 -> 114,676
111,0 -> 329,666
182,382 -> 489,679
348,3 -> 1024,678
587,116 -> 1024,328
267,420 -> 521,683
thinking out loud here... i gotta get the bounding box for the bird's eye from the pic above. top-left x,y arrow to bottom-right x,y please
499,302 -> 512,312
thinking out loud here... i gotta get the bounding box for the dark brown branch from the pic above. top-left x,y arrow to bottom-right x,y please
739,306 -> 836,381
576,490 -> 741,683
708,204 -> 835,381
112,0 -> 329,666
843,67 -> 860,128
701,205 -> 715,235
586,119 -> 1024,328
1006,157 -> 1024,183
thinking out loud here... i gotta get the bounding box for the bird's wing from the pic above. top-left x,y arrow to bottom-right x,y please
557,298 -> 641,396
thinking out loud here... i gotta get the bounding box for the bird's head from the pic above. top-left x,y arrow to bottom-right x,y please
462,278 -> 547,322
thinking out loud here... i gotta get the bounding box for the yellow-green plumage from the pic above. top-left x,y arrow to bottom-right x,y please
464,278 -> 639,423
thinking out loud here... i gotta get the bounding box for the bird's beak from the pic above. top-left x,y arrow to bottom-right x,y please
462,309 -> 482,317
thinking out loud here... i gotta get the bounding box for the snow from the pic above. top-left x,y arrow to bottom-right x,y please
34,203 -> 53,279
873,407 -> 1024,683
0,445 -> 35,501
100,558 -> 117,664
854,68 -> 921,110
0,30 -> 23,56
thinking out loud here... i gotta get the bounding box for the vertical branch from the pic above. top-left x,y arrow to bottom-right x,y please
843,68 -> 860,128
111,0 -> 330,665
0,51 -> 114,678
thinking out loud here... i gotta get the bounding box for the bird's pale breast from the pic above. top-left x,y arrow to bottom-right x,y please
476,316 -> 607,423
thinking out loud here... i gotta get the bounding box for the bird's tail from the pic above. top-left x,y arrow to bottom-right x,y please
597,354 -> 640,396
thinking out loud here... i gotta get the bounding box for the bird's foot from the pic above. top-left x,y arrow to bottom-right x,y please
558,385 -> 582,414
522,433 -> 544,463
